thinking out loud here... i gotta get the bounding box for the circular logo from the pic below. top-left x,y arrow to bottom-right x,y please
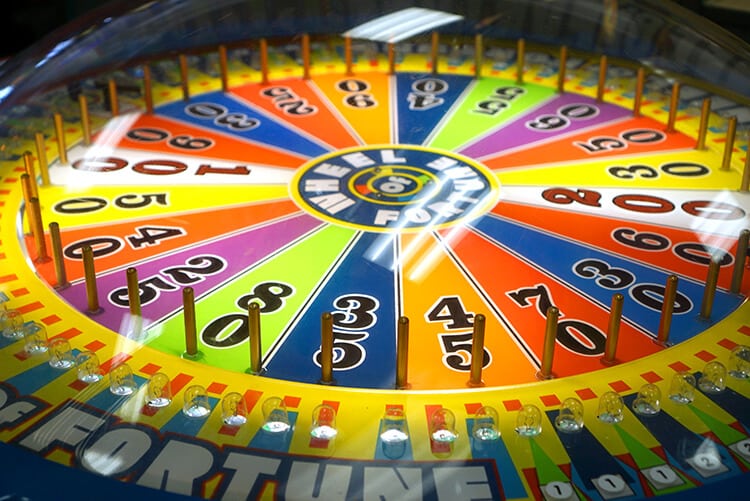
291,145 -> 500,232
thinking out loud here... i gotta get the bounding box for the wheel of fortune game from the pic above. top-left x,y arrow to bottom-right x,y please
0,0 -> 749,499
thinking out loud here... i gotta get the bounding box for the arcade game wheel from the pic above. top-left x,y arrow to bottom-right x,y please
0,0 -> 748,499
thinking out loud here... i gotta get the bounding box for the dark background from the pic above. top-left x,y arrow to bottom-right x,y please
2,0 -> 749,58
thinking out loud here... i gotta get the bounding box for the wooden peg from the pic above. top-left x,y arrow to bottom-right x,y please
633,67 -> 645,117
344,36 -> 353,76
666,82 -> 680,133
396,316 -> 409,389
218,45 -> 229,92
695,97 -> 710,150
49,222 -> 68,288
126,267 -> 141,318
700,258 -> 721,319
596,55 -> 607,101
183,287 -> 199,358
53,113 -> 67,165
79,94 -> 91,145
557,46 -> 568,93
248,302 -> 262,374
474,34 -> 483,79
108,78 -> 119,116
431,32 -> 439,74
142,64 -> 154,114
23,151 -> 38,199
721,116 -> 737,171
516,38 -> 525,85
320,312 -> 334,384
82,245 -> 101,314
538,306 -> 558,379
731,229 -> 749,294
741,144 -> 750,192
468,314 -> 486,387
388,42 -> 396,75
260,38 -> 269,84
602,294 -> 624,365
656,275 -> 678,346
34,133 -> 50,186
29,197 -> 48,262
179,54 -> 190,101
302,33 -> 311,80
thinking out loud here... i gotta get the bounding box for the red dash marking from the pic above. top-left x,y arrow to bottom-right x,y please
640,371 -> 663,383
0,274 -> 18,283
199,81 -> 210,87
738,325 -> 750,336
502,399 -> 523,412
0,253 -> 6,259
322,400 -> 340,412
160,91 -> 171,97
13,167 -> 25,172
0,189 -> 9,195
206,382 -> 227,395
140,363 -> 162,375
84,340 -> 105,352
694,350 -> 716,362
17,302 -> 43,314
386,404 -> 404,412
718,338 -> 738,351
652,109 -> 663,115
41,315 -> 61,325
141,404 -> 160,417
669,361 -> 691,372
14,350 -> 31,361
464,402 -> 484,414
539,394 -> 561,407
244,389 -> 263,414
614,96 -> 624,102
170,373 -> 193,394
575,388 -> 597,401
218,424 -> 240,437
309,437 -> 331,449
50,327 -> 82,341
100,353 -> 132,374
11,288 -> 29,297
68,379 -> 88,391
283,395 -> 301,408
609,380 -> 631,393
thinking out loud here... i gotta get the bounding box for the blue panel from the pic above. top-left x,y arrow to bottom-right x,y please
469,214 -> 743,343
466,418 -> 527,499
264,232 -> 398,388
161,396 -> 220,436
623,393 -> 741,481
248,412 -> 298,452
395,73 -> 473,145
156,91 -> 329,157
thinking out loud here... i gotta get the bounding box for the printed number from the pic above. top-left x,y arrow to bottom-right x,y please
185,102 -> 259,131
573,259 -> 634,289
72,157 -> 249,177
426,296 -> 474,329
608,162 -> 709,179
613,228 -> 733,266
63,237 -> 123,259
527,103 -> 598,131
426,296 -> 490,372
575,128 -> 664,153
507,284 -> 607,356
126,226 -> 185,249
542,188 -> 745,220
337,79 -> 376,108
54,193 -> 168,215
438,332 -> 491,371
260,86 -> 317,115
407,78 -> 447,111
473,86 -> 525,116
201,282 -> 294,347
313,294 -> 378,371
126,127 -> 213,150
108,255 -> 226,308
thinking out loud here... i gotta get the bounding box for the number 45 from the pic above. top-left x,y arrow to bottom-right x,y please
427,296 -> 491,372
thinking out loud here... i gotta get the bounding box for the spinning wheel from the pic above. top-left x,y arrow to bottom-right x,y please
0,1 -> 749,499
